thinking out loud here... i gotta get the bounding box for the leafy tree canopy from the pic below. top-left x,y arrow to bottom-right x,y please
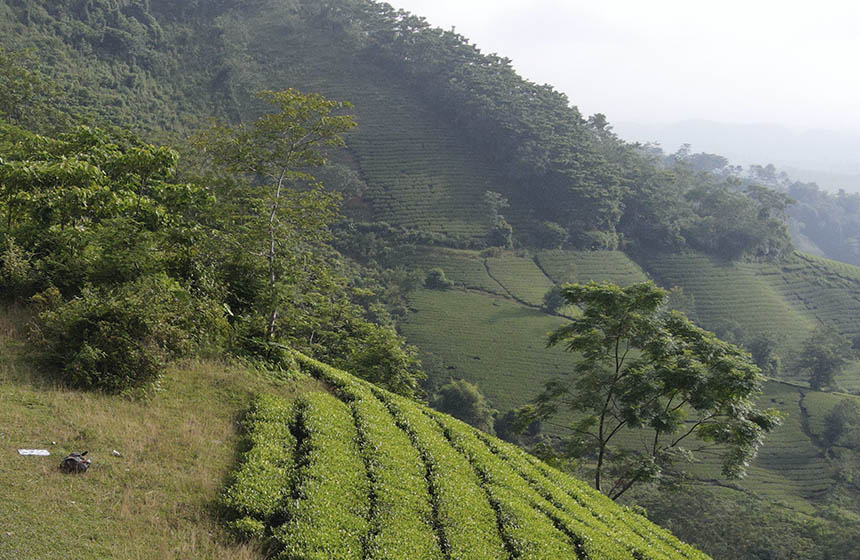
517,281 -> 781,500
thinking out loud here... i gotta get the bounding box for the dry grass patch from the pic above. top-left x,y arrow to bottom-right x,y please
0,328 -> 325,560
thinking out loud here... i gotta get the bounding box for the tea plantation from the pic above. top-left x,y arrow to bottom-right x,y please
223,353 -> 711,559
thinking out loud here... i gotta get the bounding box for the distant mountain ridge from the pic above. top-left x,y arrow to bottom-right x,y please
615,119 -> 860,192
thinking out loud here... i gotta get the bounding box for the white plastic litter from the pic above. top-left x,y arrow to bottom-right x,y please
112,450 -> 121,457
17,449 -> 50,456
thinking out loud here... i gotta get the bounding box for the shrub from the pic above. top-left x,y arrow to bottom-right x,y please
541,285 -> 566,313
431,378 -> 497,434
0,238 -> 35,301
537,221 -> 568,249
424,267 -> 453,290
31,274 -> 213,392
570,230 -> 619,250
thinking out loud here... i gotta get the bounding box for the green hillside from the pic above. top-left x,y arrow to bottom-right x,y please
3,0 -> 860,557
398,247 -> 860,556
0,308 -> 709,559
226,352 -> 711,559
641,252 -> 818,360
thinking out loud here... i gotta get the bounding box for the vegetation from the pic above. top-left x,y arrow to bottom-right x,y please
431,378 -> 497,434
519,282 -> 780,499
219,353 -> 711,559
795,327 -> 854,391
3,0 -> 860,556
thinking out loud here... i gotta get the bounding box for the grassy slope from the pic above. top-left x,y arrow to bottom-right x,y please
0,308 -> 327,560
0,307 -> 711,559
399,248 -> 860,549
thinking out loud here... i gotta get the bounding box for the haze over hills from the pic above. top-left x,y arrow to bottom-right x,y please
2,1 -> 860,558
615,120 -> 860,193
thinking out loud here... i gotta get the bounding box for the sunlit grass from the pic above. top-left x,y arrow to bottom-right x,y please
0,310 -> 324,560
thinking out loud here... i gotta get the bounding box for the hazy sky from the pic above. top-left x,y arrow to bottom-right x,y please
389,0 -> 860,132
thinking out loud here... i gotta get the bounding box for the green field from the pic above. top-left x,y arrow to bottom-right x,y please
485,254 -> 556,306
536,250 -> 650,287
642,252 -> 818,363
398,247 -> 507,295
401,288 -> 571,412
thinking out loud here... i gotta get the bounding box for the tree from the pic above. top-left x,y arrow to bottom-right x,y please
517,281 -> 781,500
483,190 -> 513,248
796,327 -> 853,391
541,285 -> 566,313
432,378 -> 498,434
823,399 -> 860,449
197,89 -> 356,342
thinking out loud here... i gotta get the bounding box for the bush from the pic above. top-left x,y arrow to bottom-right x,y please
0,238 -> 35,301
541,286 -> 566,313
537,221 -> 568,249
431,378 -> 497,434
31,274 -> 215,392
424,267 -> 453,290
570,230 -> 619,250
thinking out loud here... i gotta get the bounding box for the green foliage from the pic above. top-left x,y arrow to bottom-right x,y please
747,334 -> 781,376
431,379 -> 497,434
196,89 -> 355,343
536,221 -> 568,249
796,327 -> 853,390
297,356 -> 443,559
0,238 -> 35,301
424,267 -> 453,290
525,281 -> 780,499
31,274 -> 214,392
379,391 -> 510,559
275,391 -> 371,559
542,285 -> 566,313
342,321 -> 424,398
0,47 -> 68,132
222,394 -> 299,537
232,353 -> 711,559
823,399 -> 860,449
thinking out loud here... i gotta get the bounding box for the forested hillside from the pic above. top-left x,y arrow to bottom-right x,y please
2,1 -> 860,558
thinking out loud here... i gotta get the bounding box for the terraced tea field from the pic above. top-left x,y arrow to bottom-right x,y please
244,25 -> 516,241
223,353 -> 711,559
536,250 -> 649,287
641,253 -> 818,359
398,247 -> 507,296
401,288 -> 571,412
758,253 -> 860,341
485,255 -> 556,306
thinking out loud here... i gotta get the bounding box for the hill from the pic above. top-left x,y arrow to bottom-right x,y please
0,308 -> 709,559
3,0 -> 860,557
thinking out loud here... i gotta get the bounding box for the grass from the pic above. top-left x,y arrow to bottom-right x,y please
0,308 -> 325,560
641,252 -> 818,364
400,288 -> 572,413
536,250 -> 649,287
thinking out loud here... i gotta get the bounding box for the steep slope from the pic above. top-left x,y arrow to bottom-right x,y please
0,307 -> 709,559
224,352 -> 711,559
